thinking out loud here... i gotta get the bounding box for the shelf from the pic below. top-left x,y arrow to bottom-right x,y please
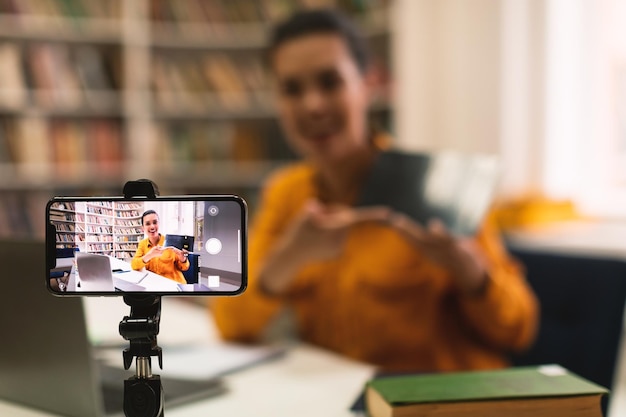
150,22 -> 268,50
152,96 -> 276,120
1,0 -> 393,241
0,15 -> 122,44
0,94 -> 124,117
48,200 -> 145,256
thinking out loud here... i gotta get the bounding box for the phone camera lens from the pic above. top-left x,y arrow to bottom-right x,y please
208,206 -> 219,216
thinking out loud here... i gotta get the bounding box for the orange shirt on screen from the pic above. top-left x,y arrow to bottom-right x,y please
131,234 -> 189,284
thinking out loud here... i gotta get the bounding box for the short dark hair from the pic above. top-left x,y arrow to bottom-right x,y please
268,8 -> 370,74
141,210 -> 158,225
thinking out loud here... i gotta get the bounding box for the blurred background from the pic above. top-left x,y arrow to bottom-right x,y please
2,0 -> 626,414
1,0 -> 625,237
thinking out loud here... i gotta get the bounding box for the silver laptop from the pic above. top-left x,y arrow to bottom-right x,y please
0,240 -> 225,417
74,252 -> 145,292
76,252 -> 115,292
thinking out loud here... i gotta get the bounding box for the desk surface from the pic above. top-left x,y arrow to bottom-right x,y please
0,298 -> 375,417
505,219 -> 626,259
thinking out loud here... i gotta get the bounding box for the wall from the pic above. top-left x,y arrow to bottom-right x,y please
392,0 -> 547,199
392,0 -> 502,155
143,201 -> 195,236
392,0 -> 626,214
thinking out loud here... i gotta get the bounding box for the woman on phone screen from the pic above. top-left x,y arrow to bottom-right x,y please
131,210 -> 189,284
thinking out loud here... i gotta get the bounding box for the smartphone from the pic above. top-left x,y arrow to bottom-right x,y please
46,195 -> 247,296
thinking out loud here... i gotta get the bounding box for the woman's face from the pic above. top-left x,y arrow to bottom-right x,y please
142,213 -> 159,240
271,33 -> 371,164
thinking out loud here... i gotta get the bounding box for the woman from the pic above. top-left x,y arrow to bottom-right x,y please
131,210 -> 189,284
212,9 -> 538,372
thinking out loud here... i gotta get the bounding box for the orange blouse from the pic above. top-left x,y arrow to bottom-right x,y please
212,163 -> 539,372
131,234 -> 189,284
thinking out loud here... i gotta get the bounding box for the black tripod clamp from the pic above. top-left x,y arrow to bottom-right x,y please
119,180 -> 164,417
119,294 -> 163,371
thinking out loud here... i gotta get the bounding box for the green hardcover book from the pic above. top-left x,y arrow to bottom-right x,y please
365,365 -> 608,417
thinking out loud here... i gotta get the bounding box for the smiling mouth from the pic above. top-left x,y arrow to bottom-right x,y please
306,129 -> 337,141
300,119 -> 340,141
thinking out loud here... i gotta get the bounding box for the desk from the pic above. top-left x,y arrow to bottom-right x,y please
61,255 -> 239,293
0,298 -> 375,417
67,255 -> 198,292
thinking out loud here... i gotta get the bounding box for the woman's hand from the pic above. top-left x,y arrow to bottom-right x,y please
284,199 -> 391,262
258,200 -> 390,295
142,245 -> 165,263
387,213 -> 490,295
169,247 -> 189,263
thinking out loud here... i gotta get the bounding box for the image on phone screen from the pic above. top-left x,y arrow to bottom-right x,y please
46,196 -> 247,296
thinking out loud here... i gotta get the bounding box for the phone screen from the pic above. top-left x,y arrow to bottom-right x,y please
46,196 -> 247,296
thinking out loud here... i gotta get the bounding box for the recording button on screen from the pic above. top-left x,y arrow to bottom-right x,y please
205,238 -> 222,255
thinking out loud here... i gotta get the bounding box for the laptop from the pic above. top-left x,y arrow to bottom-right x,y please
76,252 -> 115,292
0,240 -> 226,417
357,149 -> 500,236
74,252 -> 147,292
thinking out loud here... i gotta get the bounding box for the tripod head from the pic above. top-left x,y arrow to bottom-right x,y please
120,295 -> 163,371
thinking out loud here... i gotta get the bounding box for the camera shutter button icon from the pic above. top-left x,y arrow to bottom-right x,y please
205,238 -> 222,255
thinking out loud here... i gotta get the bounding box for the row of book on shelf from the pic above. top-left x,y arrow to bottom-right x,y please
0,42 -> 390,113
0,116 -> 124,179
150,0 -> 390,26
1,0 -> 387,24
0,42 -> 287,113
147,0 -> 390,41
0,0 -> 120,19
0,191 -> 48,240
0,117 -> 294,179
0,42 -> 120,110
152,52 -> 270,114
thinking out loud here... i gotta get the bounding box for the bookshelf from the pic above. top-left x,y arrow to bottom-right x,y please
49,200 -> 145,258
113,202 -> 143,260
1,0 -> 393,240
49,201 -> 77,249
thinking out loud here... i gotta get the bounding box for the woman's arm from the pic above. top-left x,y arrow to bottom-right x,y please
387,212 -> 539,352
131,240 -> 148,271
456,216 -> 539,352
172,248 -> 190,271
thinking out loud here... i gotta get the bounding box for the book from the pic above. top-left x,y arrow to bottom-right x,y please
356,150 -> 499,236
10,116 -> 53,179
0,42 -> 26,109
365,365 -> 608,417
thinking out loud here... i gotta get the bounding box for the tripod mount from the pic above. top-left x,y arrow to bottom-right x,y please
119,180 -> 164,417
